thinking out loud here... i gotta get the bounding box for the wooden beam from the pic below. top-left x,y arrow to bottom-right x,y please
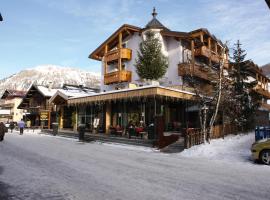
208,37 -> 211,65
104,44 -> 108,74
105,102 -> 111,134
200,32 -> 204,43
118,32 -> 122,71
191,40 -> 195,73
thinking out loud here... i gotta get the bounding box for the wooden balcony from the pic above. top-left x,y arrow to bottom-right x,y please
261,103 -> 270,111
178,63 -> 217,81
194,46 -> 221,64
104,70 -> 132,85
105,48 -> 132,63
254,85 -> 270,99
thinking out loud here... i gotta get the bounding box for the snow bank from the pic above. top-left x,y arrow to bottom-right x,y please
180,133 -> 254,164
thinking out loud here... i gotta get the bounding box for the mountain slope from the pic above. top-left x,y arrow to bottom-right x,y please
0,65 -> 100,92
261,63 -> 270,76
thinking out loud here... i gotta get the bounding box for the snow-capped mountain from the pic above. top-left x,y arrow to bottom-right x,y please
0,65 -> 100,93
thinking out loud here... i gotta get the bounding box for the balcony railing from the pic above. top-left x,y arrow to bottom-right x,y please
104,70 -> 132,85
254,85 -> 270,99
194,46 -> 228,68
105,48 -> 132,63
178,63 -> 217,81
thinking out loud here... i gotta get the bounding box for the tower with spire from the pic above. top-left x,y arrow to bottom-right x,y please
145,7 -> 169,30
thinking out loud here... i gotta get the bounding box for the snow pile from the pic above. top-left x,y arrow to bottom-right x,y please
181,133 -> 254,163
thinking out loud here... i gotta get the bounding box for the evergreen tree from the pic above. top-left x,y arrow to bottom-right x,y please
227,40 -> 260,131
135,31 -> 168,80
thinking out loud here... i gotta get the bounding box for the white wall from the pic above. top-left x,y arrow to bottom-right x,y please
100,29 -> 187,91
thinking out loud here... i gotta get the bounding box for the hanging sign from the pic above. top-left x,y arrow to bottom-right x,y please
40,111 -> 49,121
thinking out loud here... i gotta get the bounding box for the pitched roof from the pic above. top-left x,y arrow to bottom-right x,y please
145,7 -> 169,31
0,90 -> 26,99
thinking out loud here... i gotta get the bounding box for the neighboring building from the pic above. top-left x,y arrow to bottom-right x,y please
18,84 -> 96,129
0,90 -> 26,122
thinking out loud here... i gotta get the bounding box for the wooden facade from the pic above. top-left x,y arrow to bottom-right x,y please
18,85 -> 55,129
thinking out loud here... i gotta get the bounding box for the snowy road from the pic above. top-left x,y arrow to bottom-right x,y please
0,131 -> 269,200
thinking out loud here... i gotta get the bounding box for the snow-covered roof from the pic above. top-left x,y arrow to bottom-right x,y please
69,85 -> 195,100
49,87 -> 97,104
36,86 -> 58,97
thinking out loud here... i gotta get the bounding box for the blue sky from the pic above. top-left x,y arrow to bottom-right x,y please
0,0 -> 269,79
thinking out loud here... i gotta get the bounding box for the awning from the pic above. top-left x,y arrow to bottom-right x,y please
67,86 -> 196,105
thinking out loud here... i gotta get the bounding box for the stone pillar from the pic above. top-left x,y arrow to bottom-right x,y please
105,102 -> 111,134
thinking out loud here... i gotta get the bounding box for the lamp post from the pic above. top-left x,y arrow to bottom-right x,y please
266,0 -> 270,9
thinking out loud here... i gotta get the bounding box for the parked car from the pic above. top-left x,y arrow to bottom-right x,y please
251,139 -> 270,165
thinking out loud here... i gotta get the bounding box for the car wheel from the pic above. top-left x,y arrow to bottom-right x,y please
260,150 -> 270,165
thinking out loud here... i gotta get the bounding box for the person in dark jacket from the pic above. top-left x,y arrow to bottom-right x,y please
9,121 -> 15,133
0,122 -> 7,141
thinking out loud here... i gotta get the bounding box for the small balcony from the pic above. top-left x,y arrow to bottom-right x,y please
254,85 -> 270,99
178,63 -> 217,81
104,70 -> 132,85
194,46 -> 221,64
105,48 -> 132,63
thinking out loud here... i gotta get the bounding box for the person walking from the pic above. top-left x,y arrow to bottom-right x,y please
9,121 -> 15,133
17,119 -> 25,135
0,122 -> 7,141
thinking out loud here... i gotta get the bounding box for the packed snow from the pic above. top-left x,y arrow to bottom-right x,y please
181,133 -> 254,164
0,130 -> 269,200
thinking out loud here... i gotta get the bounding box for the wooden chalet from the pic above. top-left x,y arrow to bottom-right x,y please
18,85 -> 57,129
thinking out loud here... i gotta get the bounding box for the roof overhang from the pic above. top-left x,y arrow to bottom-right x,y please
89,24 -> 141,61
67,86 -> 195,106
49,91 -> 68,105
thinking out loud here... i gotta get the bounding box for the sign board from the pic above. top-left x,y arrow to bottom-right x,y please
93,118 -> 100,128
40,111 -> 49,121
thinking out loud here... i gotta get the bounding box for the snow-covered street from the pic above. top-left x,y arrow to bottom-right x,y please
0,131 -> 269,200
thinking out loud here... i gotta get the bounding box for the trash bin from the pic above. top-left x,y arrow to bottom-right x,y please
265,126 -> 270,139
78,124 -> 86,141
147,124 -> 155,140
52,123 -> 58,136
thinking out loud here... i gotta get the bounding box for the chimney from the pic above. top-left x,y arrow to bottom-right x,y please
48,81 -> 53,91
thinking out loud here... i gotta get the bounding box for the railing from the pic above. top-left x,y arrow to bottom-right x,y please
178,63 -> 217,81
254,85 -> 270,99
184,124 -> 238,148
104,70 -> 132,85
105,48 -> 132,63
184,128 -> 204,149
194,46 -> 222,64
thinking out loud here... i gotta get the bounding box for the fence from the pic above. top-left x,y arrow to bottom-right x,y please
184,124 -> 238,149
184,128 -> 204,149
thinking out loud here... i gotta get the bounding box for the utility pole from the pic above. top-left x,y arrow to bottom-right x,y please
266,0 -> 270,9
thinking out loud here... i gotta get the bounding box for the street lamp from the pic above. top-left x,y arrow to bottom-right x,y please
266,0 -> 270,9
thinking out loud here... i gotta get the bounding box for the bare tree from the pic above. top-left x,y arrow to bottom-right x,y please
183,42 -> 228,143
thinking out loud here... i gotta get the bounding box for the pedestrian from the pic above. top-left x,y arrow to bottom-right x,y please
0,122 -> 7,141
9,121 -> 15,133
17,119 -> 25,135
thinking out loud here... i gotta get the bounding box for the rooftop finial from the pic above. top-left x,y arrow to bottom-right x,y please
152,7 -> 157,18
